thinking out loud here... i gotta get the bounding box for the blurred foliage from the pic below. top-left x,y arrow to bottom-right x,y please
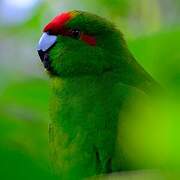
128,27 -> 180,94
0,0 -> 180,179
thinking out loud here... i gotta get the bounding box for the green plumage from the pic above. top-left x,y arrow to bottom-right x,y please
40,11 -> 159,179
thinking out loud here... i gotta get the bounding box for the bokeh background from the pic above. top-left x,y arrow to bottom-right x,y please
0,0 -> 180,179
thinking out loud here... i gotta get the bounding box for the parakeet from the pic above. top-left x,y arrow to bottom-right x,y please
37,10 -> 159,179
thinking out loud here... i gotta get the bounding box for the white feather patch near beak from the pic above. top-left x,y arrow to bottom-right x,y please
37,32 -> 57,52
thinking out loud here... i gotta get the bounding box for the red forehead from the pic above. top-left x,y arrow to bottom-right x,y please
43,12 -> 73,34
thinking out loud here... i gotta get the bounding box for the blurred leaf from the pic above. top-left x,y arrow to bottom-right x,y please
0,144 -> 58,180
0,77 -> 56,179
128,26 -> 180,94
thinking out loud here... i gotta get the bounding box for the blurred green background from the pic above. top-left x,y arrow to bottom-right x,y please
0,0 -> 180,179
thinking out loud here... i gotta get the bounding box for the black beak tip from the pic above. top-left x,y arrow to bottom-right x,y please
38,50 -> 45,62
37,50 -> 51,71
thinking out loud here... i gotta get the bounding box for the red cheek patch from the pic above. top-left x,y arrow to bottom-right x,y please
43,12 -> 72,34
80,34 -> 96,46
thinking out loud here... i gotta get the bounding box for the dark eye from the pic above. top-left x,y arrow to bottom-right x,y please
46,31 -> 52,35
70,29 -> 81,39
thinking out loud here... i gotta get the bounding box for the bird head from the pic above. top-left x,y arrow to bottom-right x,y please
37,10 -> 126,77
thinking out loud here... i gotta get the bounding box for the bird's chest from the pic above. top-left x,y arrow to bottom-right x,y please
49,78 -> 127,175
50,81 -> 121,149
51,90 -> 117,133
50,77 -> 120,132
50,90 -> 120,174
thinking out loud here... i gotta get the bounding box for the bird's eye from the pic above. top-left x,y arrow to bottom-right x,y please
70,29 -> 81,39
47,31 -> 52,35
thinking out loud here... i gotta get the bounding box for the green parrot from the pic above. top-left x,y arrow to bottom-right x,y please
37,10 -> 159,179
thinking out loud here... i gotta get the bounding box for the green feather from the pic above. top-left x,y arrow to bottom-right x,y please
42,10 -> 159,179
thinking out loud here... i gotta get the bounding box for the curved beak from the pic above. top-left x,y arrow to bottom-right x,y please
37,32 -> 57,52
37,32 -> 57,70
